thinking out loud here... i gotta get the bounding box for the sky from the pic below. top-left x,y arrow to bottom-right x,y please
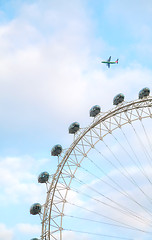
0,0 -> 152,239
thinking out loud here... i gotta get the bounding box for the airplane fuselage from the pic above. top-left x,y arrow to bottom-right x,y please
101,61 -> 117,64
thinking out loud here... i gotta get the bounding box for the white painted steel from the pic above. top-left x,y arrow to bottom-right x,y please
41,97 -> 152,240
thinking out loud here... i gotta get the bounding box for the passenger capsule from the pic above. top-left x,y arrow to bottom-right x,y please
30,203 -> 41,215
90,105 -> 101,117
38,172 -> 49,183
51,144 -> 62,156
113,93 -> 124,105
69,122 -> 80,134
31,238 -> 39,240
139,87 -> 150,99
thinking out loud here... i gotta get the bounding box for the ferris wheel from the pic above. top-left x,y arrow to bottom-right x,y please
30,87 -> 152,240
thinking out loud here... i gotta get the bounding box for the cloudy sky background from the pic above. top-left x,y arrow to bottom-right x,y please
0,0 -> 152,239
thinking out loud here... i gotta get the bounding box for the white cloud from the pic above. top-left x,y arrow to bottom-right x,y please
0,0 -> 93,133
62,230 -> 90,240
0,223 -> 13,240
16,223 -> 40,235
0,156 -> 49,204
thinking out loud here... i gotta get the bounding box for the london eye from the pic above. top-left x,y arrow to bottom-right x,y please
30,87 -> 152,240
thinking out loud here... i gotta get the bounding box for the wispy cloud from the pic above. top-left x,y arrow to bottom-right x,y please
0,156 -> 48,204
0,223 -> 13,240
16,223 -> 40,235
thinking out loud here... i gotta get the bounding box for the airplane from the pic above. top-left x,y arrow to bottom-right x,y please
101,56 -> 119,68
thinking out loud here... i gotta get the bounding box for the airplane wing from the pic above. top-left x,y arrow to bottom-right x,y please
107,56 -> 111,62
107,63 -> 110,68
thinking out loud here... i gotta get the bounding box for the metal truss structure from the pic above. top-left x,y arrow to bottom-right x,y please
40,96 -> 152,240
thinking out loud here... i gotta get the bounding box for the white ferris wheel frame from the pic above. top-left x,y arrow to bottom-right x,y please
40,96 -> 152,240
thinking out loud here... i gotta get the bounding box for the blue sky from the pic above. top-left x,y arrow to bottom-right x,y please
0,0 -> 152,239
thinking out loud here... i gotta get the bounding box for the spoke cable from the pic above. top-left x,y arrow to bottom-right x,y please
71,176 -> 152,225
131,122 -> 152,169
94,143 -> 152,205
67,201 -> 152,230
64,214 -> 152,234
120,127 -> 152,184
85,152 -> 152,215
140,119 -> 152,154
63,228 -> 134,240
111,131 -> 152,185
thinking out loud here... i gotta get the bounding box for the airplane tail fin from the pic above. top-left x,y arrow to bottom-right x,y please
115,59 -> 119,64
